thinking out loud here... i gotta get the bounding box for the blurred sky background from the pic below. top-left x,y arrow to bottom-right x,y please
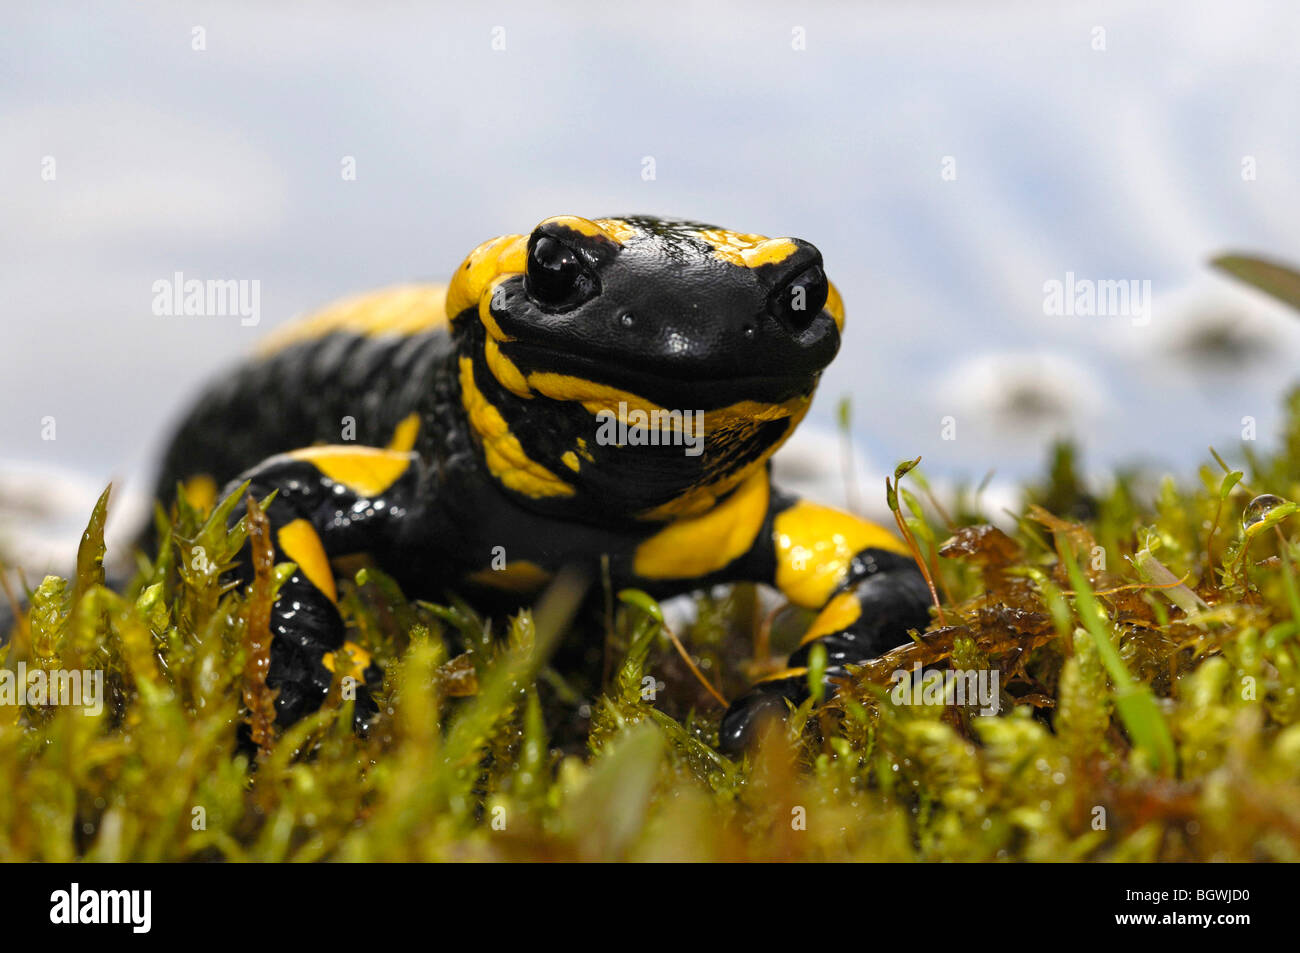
4,0 -> 1300,562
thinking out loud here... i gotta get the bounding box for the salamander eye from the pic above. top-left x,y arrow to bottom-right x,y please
769,263 -> 829,332
525,236 -> 599,311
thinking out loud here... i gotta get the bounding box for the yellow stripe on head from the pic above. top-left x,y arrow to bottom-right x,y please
524,372 -> 809,437
521,369 -> 808,520
449,218 -> 625,340
485,336 -> 532,397
538,215 -> 624,244
445,233 -> 529,323
477,281 -> 516,342
693,229 -> 799,269
458,356 -> 575,498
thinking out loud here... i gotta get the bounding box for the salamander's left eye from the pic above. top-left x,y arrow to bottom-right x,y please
769,264 -> 828,332
525,236 -> 599,311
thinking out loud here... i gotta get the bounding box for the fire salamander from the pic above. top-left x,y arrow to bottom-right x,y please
154,215 -> 931,755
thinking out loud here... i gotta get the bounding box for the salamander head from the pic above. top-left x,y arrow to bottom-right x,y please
446,215 -> 844,521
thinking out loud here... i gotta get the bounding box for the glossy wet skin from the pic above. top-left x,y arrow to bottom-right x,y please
484,216 -> 842,408
130,212 -> 927,756
447,215 -> 846,521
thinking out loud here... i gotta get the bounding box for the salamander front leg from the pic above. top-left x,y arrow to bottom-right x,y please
223,445 -> 425,729
720,493 -> 931,755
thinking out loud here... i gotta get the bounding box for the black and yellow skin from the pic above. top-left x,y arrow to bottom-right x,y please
153,215 -> 931,755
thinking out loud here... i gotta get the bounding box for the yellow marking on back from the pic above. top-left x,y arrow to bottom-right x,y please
386,413 -> 421,452
773,502 -> 909,609
322,640 -> 372,680
799,591 -> 862,646
465,560 -> 552,593
255,285 -> 449,357
446,233 -> 528,322
561,451 -> 580,472
180,474 -> 218,513
458,356 -> 575,498
287,446 -> 413,498
634,470 -> 769,579
278,519 -> 338,604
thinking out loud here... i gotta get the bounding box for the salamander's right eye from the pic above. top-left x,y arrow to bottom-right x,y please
525,236 -> 599,312
768,262 -> 828,333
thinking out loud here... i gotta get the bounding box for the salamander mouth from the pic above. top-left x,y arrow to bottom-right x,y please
496,339 -> 822,409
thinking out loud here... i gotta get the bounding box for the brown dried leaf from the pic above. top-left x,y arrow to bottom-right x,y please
939,524 -> 1021,565
438,653 -> 479,697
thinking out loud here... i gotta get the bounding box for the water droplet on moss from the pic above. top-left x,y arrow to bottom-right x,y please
1243,493 -> 1287,529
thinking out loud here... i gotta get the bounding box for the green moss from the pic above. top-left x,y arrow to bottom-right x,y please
6,395 -> 1300,861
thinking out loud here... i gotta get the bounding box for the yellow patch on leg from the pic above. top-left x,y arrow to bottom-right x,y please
799,590 -> 862,646
322,640 -> 372,682
277,519 -> 338,604
773,502 -> 908,609
286,446 -> 413,497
